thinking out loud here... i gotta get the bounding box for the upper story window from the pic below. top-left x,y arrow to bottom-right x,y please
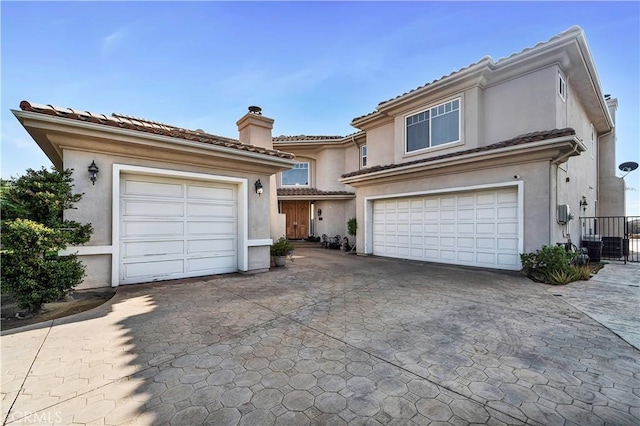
558,73 -> 567,101
406,98 -> 460,153
282,162 -> 309,186
360,145 -> 368,168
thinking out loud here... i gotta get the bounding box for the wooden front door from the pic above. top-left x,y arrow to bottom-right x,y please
282,201 -> 309,239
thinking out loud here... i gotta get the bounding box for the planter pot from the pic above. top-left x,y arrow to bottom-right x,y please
273,256 -> 286,267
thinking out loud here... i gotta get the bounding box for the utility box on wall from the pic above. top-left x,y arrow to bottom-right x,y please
557,204 -> 571,224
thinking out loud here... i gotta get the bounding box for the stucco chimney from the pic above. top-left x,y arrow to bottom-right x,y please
236,106 -> 274,149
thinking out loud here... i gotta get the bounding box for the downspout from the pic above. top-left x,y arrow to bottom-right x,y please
550,140 -> 581,245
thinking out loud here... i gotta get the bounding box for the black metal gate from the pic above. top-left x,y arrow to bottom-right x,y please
579,216 -> 640,263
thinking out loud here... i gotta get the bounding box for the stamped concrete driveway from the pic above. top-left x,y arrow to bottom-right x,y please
2,245 -> 639,425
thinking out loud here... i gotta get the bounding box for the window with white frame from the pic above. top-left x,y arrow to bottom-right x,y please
282,162 -> 309,186
360,145 -> 367,168
406,98 -> 460,153
558,73 -> 567,101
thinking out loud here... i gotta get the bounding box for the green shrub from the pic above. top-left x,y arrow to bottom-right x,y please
347,217 -> 357,237
270,236 -> 294,256
1,167 -> 92,312
520,245 -> 578,285
1,219 -> 86,310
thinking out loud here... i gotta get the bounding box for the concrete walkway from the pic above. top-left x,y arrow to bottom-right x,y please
2,246 -> 639,425
546,261 -> 640,350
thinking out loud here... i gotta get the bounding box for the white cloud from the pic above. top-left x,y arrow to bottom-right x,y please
101,27 -> 128,59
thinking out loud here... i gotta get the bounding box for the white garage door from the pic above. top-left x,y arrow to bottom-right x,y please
120,174 -> 238,284
372,188 -> 520,270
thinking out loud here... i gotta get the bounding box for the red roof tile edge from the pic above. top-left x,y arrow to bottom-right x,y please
19,101 -> 294,160
341,128 -> 576,179
277,187 -> 355,196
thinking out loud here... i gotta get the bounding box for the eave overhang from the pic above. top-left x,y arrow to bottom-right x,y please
13,110 -> 297,173
340,135 -> 585,186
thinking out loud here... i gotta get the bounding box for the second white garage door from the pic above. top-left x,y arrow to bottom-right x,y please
120,174 -> 238,284
372,187 -> 520,270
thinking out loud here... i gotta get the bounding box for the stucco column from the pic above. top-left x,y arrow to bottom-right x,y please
236,107 -> 285,238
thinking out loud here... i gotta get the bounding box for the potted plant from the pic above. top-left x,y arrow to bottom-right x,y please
270,236 -> 294,266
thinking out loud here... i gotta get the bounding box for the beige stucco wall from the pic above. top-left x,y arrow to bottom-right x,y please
62,145 -> 278,289
314,199 -> 356,240
315,148 -> 350,191
484,66 -> 557,144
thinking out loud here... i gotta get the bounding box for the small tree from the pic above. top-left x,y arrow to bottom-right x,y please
1,167 -> 92,312
347,217 -> 357,238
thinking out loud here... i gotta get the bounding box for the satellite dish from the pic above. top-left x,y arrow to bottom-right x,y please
618,161 -> 639,178
619,162 -> 639,172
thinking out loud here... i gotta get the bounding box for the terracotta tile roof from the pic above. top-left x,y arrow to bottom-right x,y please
273,135 -> 345,142
341,128 -> 576,179
351,26 -> 583,124
19,101 -> 295,159
277,187 -> 355,197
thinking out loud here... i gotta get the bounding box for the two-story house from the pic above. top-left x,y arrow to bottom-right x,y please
13,26 -> 624,289
275,26 -> 624,271
272,133 -> 363,241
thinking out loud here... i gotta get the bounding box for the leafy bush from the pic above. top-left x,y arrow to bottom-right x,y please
270,236 -> 294,256
347,217 -> 357,237
520,245 -> 578,285
1,219 -> 86,310
1,167 -> 92,312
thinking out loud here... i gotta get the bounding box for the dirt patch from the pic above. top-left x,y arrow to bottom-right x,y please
1,289 -> 115,331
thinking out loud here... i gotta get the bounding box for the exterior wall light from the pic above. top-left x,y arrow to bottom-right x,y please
88,161 -> 99,185
580,196 -> 588,214
254,179 -> 263,196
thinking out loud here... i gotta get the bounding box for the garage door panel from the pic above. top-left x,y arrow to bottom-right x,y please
498,238 -> 518,250
120,174 -> 238,285
458,237 -> 474,248
476,238 -> 495,249
477,252 -> 496,264
498,206 -> 517,219
187,185 -> 234,201
476,193 -> 496,205
123,221 -> 184,237
497,222 -> 517,235
440,197 -> 456,207
476,208 -> 495,220
188,238 -> 236,254
440,210 -> 456,220
123,200 -> 184,217
457,251 -> 474,262
124,180 -> 184,198
440,224 -> 455,234
498,191 -> 517,204
124,259 -> 184,279
187,202 -> 234,217
187,256 -> 236,273
440,237 -> 455,247
498,253 -> 519,267
187,220 -> 235,236
372,187 -> 520,270
457,223 -> 474,234
458,195 -> 475,206
425,236 -> 438,246
476,223 -> 496,234
123,240 -> 184,259
457,208 -> 474,220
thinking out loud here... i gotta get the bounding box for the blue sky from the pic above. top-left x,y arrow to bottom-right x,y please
2,1 -> 639,214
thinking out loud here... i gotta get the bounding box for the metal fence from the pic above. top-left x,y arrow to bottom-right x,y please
579,216 -> 640,263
